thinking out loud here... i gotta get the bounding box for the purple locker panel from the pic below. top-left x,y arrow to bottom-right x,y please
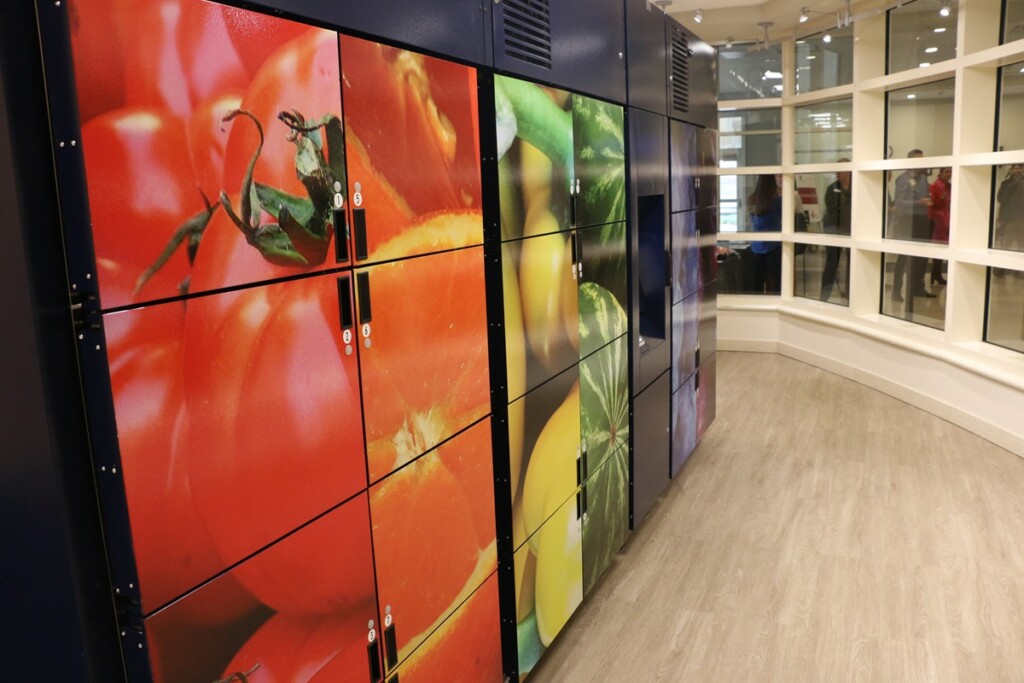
671,291 -> 699,393
670,119 -> 699,214
144,494 -> 378,683
671,372 -> 698,477
671,210 -> 698,304
698,281 -> 718,362
697,354 -> 718,442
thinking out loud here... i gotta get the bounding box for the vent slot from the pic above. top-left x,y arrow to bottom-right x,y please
671,28 -> 691,114
502,0 -> 552,69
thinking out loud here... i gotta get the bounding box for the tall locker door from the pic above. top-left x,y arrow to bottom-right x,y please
492,0 -> 626,103
380,573 -> 504,683
340,35 -> 483,266
144,494 -> 380,682
632,371 -> 671,528
352,247 -> 490,484
368,418 -> 497,676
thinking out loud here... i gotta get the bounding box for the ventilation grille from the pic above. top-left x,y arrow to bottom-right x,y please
502,0 -> 552,69
671,28 -> 691,114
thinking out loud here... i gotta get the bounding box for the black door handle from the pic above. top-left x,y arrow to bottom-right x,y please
337,276 -> 353,331
368,637 -> 382,683
334,208 -> 349,262
356,271 -> 372,324
384,623 -> 398,669
354,208 -> 368,261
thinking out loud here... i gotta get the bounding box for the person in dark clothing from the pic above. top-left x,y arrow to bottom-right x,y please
749,174 -> 782,293
821,160 -> 851,301
890,150 -> 934,302
995,164 -> 1024,265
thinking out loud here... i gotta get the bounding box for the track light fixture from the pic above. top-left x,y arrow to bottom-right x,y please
725,36 -> 734,48
823,31 -> 832,43
694,8 -> 703,22
800,7 -> 810,22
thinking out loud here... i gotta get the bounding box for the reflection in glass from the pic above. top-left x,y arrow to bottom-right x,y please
716,240 -> 781,294
886,79 -> 955,158
718,109 -> 782,167
993,164 -> 1024,253
881,252 -> 947,329
885,162 -> 952,245
795,26 -> 853,94
997,62 -> 1024,152
888,0 -> 958,74
1005,0 -> 1024,45
795,245 -> 850,305
794,98 -> 852,164
795,170 -> 852,234
718,174 -> 761,233
987,268 -> 1024,353
717,43 -> 783,100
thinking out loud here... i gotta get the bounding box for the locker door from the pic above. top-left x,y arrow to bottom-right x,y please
579,336 -> 629,479
670,119 -> 699,214
581,442 -> 629,595
368,419 -> 497,675
340,35 -> 483,265
353,247 -> 490,484
143,494 -> 379,683
109,271 -> 366,614
672,372 -> 698,477
697,353 -> 718,442
671,291 -> 699,393
381,573 -> 503,683
632,372 -> 670,528
577,222 -> 628,359
572,95 -> 626,230
671,210 -> 699,303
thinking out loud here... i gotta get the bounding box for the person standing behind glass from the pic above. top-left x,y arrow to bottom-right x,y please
820,159 -> 851,301
928,167 -> 951,285
995,164 -> 1024,275
749,174 -> 782,294
891,150 -> 934,302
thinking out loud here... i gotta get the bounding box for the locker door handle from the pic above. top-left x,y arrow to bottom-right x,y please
356,272 -> 372,324
384,623 -> 399,670
695,370 -> 701,393
569,179 -> 577,229
334,208 -> 349,262
665,250 -> 672,287
695,343 -> 700,369
337,276 -> 353,331
570,232 -> 578,280
368,638 -> 383,683
353,208 -> 368,261
582,484 -> 588,517
576,491 -> 582,520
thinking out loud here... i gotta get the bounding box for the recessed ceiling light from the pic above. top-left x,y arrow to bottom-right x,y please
919,62 -> 931,67
807,54 -> 817,59
823,33 -> 832,43
925,47 -> 938,53
907,94 -> 917,99
933,27 -> 946,32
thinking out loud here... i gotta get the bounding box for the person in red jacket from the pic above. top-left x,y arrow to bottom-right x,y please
928,167 -> 951,284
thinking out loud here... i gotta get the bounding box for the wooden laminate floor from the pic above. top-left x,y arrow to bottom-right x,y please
529,351 -> 1024,683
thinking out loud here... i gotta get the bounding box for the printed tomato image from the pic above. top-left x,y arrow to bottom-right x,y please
67,0 -> 125,123
83,107 -> 205,308
369,419 -> 496,668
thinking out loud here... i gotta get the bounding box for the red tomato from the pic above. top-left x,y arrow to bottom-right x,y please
67,0 -> 126,122
187,91 -> 243,203
219,5 -> 310,78
82,107 -> 200,308
184,212 -> 369,613
340,36 -> 481,217
222,28 -> 343,199
113,0 -> 248,120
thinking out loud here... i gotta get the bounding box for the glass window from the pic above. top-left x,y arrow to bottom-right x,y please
993,164 -> 1024,253
718,108 -> 782,167
718,174 -> 762,233
884,165 -> 952,244
887,0 -> 958,74
1005,0 -> 1024,44
795,245 -> 851,305
716,240 -> 782,294
794,98 -> 853,164
795,170 -> 853,234
882,253 -> 947,328
795,26 -> 854,93
987,268 -> 1024,353
717,43 -> 784,100
886,79 -> 955,158
997,62 -> 1024,152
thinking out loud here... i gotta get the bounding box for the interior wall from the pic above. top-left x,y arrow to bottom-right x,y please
887,99 -> 955,158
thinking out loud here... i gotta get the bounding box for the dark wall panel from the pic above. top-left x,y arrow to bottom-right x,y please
625,0 -> 668,115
